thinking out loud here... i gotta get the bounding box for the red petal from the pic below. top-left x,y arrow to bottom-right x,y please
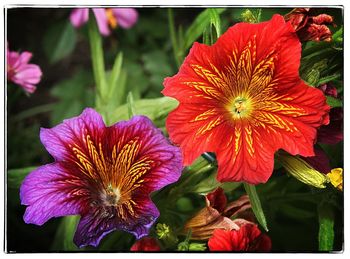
163,15 -> 329,184
130,237 -> 161,251
206,187 -> 227,212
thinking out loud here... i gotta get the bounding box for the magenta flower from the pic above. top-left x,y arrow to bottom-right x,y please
70,8 -> 138,36
20,108 -> 182,248
7,47 -> 42,94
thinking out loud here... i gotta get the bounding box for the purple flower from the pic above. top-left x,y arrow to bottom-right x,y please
7,46 -> 42,94
70,8 -> 138,36
20,108 -> 182,248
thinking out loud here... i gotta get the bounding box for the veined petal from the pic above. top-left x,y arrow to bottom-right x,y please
166,102 -> 226,165
107,115 -> 182,191
40,108 -> 105,162
163,14 -> 330,184
74,198 -> 159,248
20,162 -> 87,225
21,108 -> 182,248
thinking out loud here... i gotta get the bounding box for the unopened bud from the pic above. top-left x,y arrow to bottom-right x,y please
189,242 -> 207,251
279,153 -> 328,188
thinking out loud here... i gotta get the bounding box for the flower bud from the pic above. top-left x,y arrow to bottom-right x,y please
278,153 -> 329,188
189,242 -> 207,251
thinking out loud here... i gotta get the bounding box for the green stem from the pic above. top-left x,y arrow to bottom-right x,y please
168,9 -> 180,67
318,203 -> 335,251
87,15 -> 108,110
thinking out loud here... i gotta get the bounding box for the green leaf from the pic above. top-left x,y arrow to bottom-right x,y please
318,204 -> 334,251
8,167 -> 37,189
51,216 -> 81,251
244,183 -> 268,231
108,52 -> 124,104
43,21 -> 77,64
326,96 -> 343,108
318,74 -> 341,85
126,92 -> 136,119
50,70 -> 94,125
107,96 -> 178,126
183,8 -> 226,50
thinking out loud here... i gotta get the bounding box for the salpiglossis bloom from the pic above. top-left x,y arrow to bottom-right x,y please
162,15 -> 330,184
7,46 -> 42,94
70,8 -> 138,36
20,108 -> 182,248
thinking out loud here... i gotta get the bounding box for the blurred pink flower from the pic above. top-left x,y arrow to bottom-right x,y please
7,47 -> 42,94
70,8 -> 138,36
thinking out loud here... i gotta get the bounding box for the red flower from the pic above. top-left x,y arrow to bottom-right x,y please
208,224 -> 271,252
285,8 -> 335,42
162,15 -> 329,184
130,237 -> 161,251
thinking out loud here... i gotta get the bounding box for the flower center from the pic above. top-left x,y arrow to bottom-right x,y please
102,184 -> 121,206
230,96 -> 251,119
106,9 -> 118,29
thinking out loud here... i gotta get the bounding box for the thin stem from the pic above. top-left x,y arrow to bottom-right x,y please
168,9 -> 180,67
87,15 -> 108,109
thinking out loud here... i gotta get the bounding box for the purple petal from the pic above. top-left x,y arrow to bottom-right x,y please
40,108 -> 105,161
108,115 -> 183,191
74,200 -> 159,248
20,163 -> 83,225
70,8 -> 89,28
112,8 -> 138,29
92,8 -> 110,36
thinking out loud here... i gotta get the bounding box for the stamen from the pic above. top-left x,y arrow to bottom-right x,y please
102,184 -> 121,206
106,9 -> 118,29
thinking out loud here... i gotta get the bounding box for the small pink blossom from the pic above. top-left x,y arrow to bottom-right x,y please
70,8 -> 138,36
7,47 -> 42,94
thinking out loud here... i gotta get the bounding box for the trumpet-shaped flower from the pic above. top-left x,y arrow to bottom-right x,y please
162,15 -> 329,184
70,8 -> 138,36
20,108 -> 182,248
7,46 -> 42,94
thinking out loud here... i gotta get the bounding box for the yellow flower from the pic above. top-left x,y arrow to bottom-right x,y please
327,168 -> 343,191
